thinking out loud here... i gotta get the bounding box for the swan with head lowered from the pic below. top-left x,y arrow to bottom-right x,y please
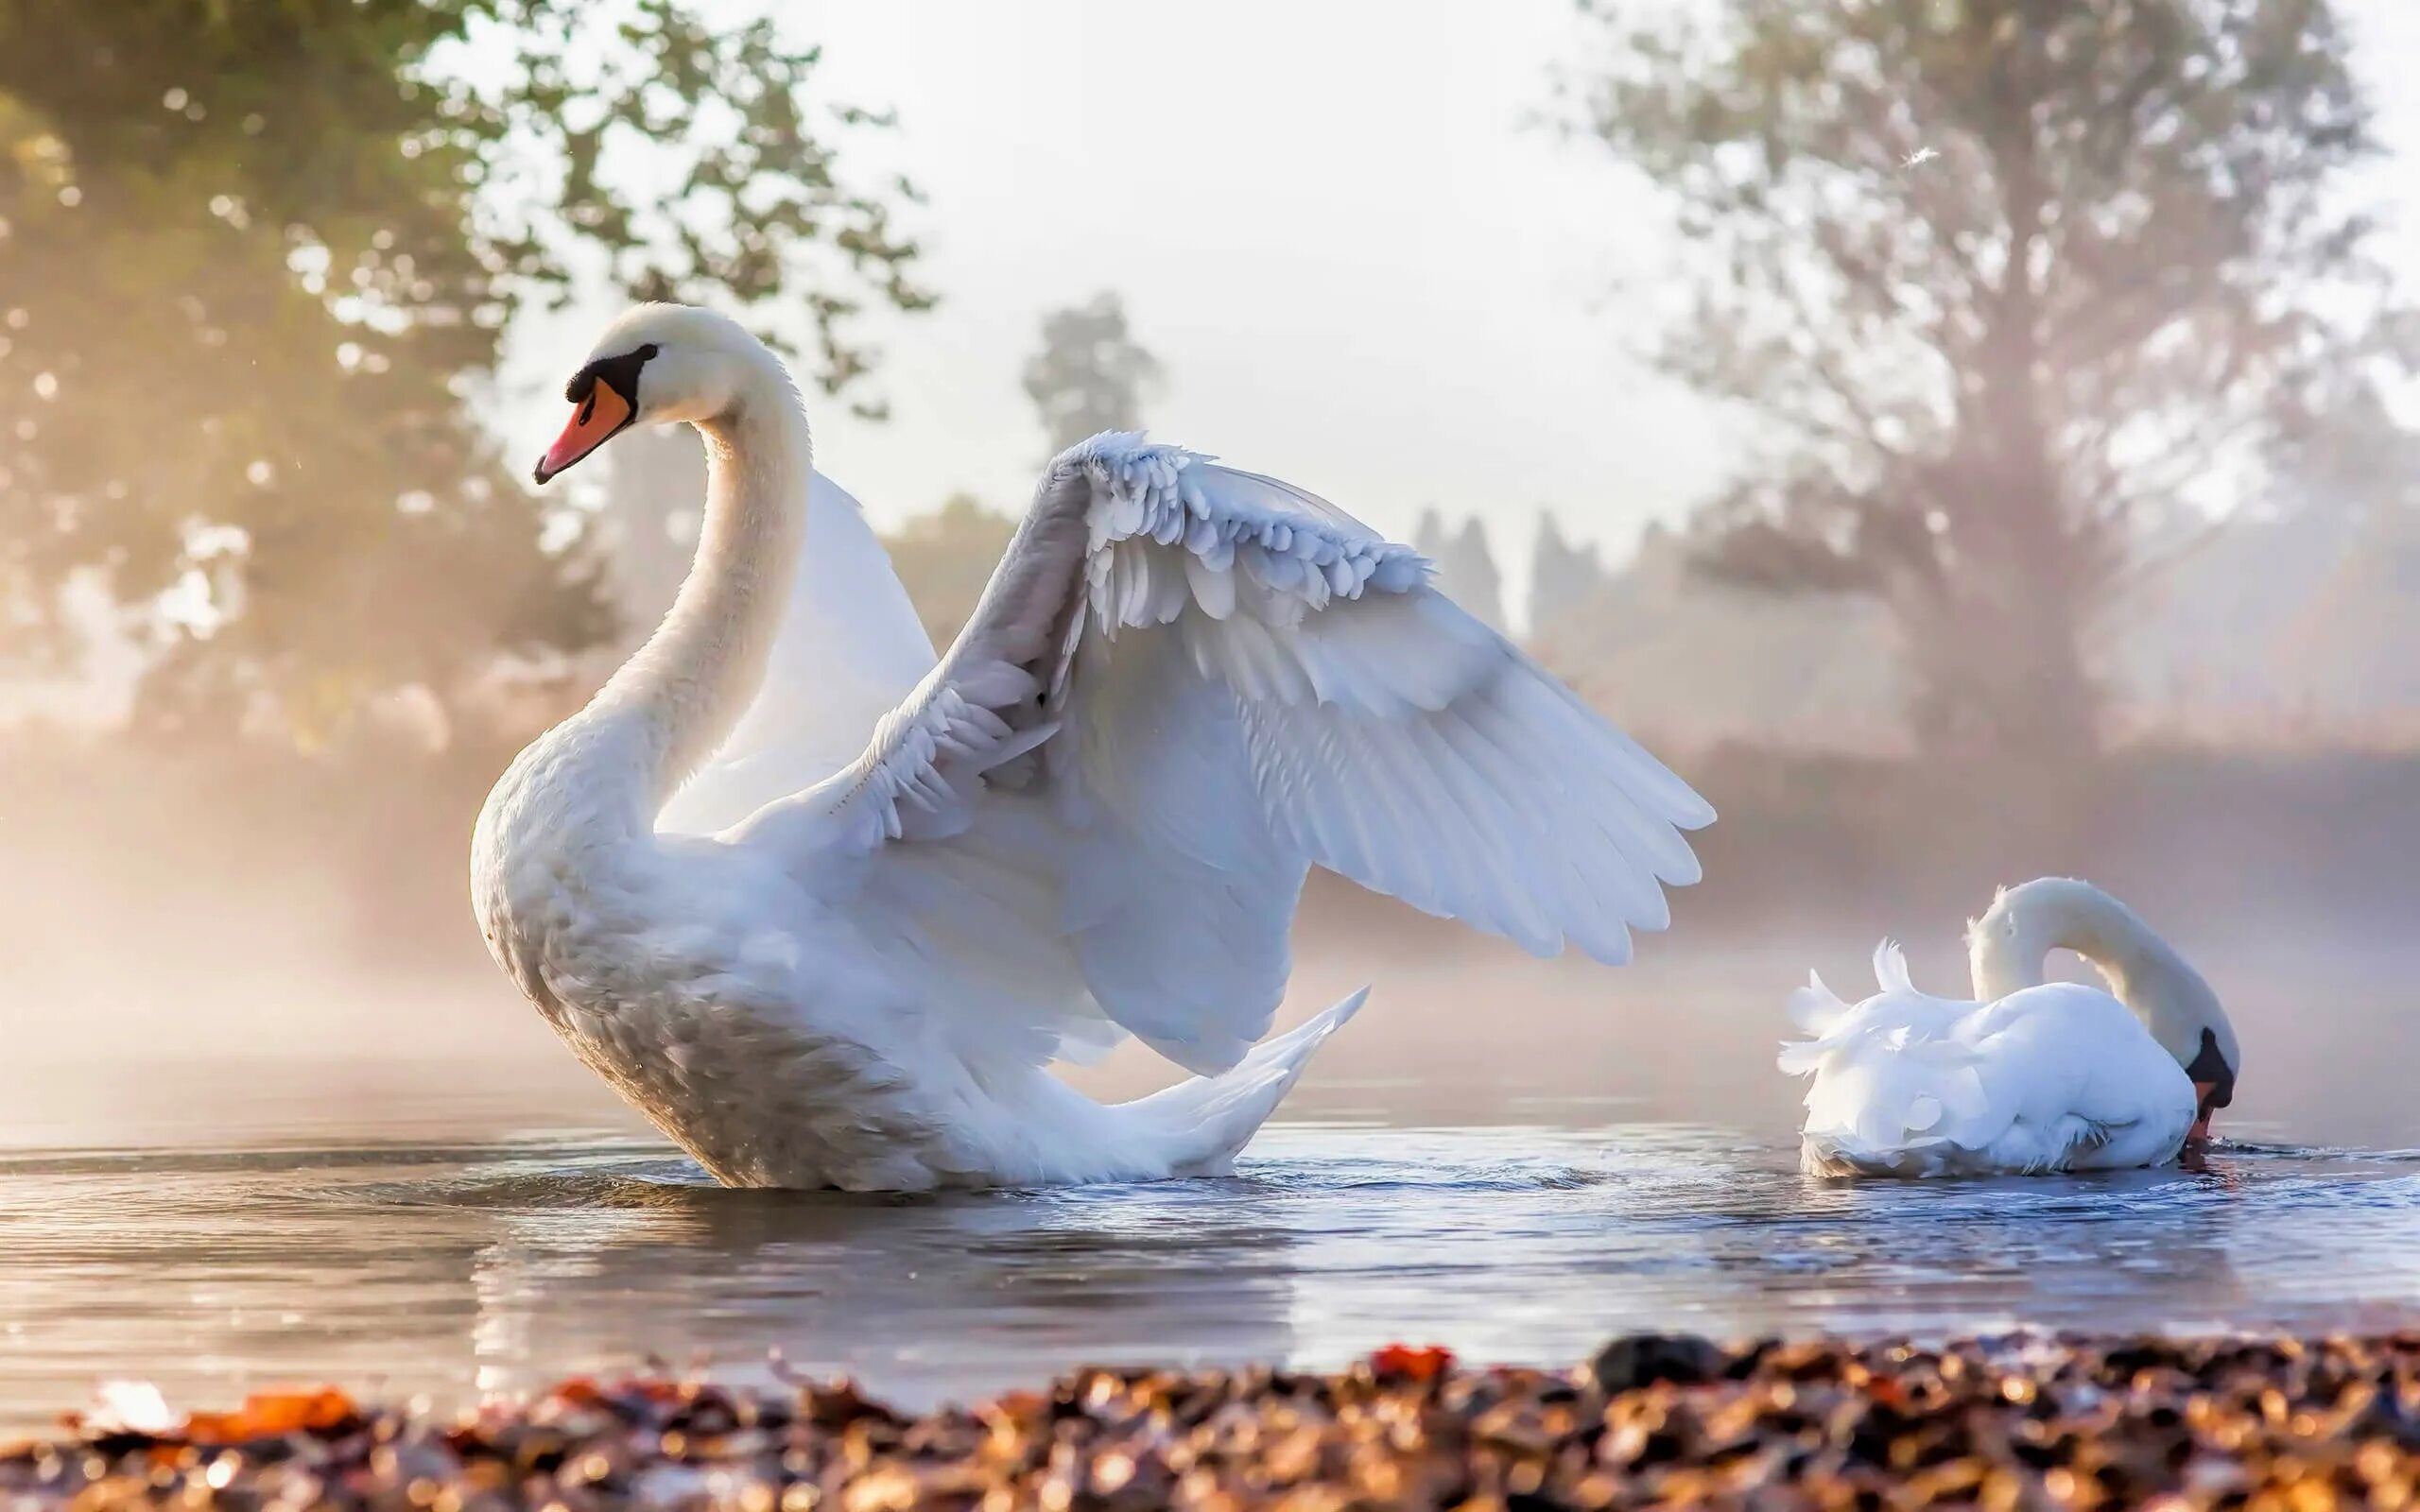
1778,878 -> 2240,1177
471,304 -> 1713,1191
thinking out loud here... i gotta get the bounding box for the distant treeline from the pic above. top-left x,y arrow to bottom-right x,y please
11,736 -> 2417,1000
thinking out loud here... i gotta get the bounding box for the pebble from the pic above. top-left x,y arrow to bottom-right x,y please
4,1332 -> 2417,1508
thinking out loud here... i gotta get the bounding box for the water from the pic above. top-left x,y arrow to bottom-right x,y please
1,1116 -> 2416,1434
2,941 -> 2416,1435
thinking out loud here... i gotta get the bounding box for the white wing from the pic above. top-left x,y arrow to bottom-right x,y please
736,434 -> 1712,1075
660,471 -> 936,835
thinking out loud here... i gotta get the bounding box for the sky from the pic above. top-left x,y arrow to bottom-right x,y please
18,0 -> 2419,726
511,0 -> 2420,621
508,0 -> 1732,619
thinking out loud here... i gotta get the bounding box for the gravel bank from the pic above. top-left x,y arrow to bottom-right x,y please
7,1333 -> 2418,1508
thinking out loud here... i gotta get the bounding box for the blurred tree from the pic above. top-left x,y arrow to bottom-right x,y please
0,0 -> 931,740
1414,507 -> 1507,633
2263,386 -> 2420,718
1571,0 -> 2414,758
1021,292 -> 1161,457
1528,509 -> 1607,641
1451,519 -> 1507,634
881,492 -> 1016,652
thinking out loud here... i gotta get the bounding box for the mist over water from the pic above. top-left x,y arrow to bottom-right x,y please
2,882 -> 2415,1432
6,881 -> 2414,1150
10,0 -> 2420,1457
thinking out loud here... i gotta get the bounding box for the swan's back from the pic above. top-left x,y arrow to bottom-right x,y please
1781,951 -> 2198,1177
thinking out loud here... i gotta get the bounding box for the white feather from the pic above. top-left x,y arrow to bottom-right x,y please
1779,920 -> 2204,1177
476,311 -> 1712,1193
657,472 -> 935,833
733,432 -> 1711,1083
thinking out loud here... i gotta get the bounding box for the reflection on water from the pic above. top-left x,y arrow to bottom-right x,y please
1,1117 -> 2416,1434
0,941 -> 2413,1433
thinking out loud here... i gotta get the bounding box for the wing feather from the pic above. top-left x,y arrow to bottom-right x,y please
737,432 -> 1712,1076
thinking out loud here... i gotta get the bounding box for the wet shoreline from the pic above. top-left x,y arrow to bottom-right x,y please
8,1332 -> 2417,1508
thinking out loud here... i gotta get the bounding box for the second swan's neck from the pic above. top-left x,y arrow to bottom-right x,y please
569,386 -> 810,833
1967,881 -> 2226,1061
1969,885 -> 2154,998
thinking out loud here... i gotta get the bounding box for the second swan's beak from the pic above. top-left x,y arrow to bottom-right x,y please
534,377 -> 633,484
2187,1082 -> 2219,1144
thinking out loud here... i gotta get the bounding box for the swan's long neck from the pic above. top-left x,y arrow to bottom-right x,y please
1967,882 -> 2233,1071
569,384 -> 809,832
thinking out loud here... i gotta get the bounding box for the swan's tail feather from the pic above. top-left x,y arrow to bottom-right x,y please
1873,937 -> 1914,995
1787,970 -> 1852,1036
1792,1022 -> 1997,1171
1778,966 -> 1864,1075
1775,1038 -> 1829,1077
1779,946 -> 2007,1173
1122,988 -> 1368,1176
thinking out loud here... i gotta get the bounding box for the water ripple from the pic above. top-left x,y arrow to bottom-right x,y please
0,1124 -> 2414,1432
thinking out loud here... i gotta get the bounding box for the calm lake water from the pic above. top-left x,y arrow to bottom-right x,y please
2,941 -> 2416,1434
1,1102 -> 2417,1434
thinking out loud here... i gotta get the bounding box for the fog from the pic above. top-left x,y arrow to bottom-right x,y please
8,0 -> 2420,1164
6,747 -> 2412,1154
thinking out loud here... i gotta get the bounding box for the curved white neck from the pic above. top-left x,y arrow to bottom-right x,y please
1968,885 -> 2228,1067
574,387 -> 809,831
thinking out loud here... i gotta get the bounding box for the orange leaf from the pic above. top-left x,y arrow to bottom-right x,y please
1369,1344 -> 1456,1383
182,1388 -> 356,1444
553,1378 -> 611,1408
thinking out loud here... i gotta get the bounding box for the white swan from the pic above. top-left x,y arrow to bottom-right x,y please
1779,878 -> 2240,1177
471,304 -> 1713,1191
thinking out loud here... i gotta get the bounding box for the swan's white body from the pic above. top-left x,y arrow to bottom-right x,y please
472,305 -> 1712,1191
1779,880 -> 2238,1177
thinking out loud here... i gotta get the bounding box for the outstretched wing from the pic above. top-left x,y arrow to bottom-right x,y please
737,434 -> 1712,1075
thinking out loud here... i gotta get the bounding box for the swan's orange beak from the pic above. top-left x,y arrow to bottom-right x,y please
533,377 -> 633,484
2187,1082 -> 2219,1144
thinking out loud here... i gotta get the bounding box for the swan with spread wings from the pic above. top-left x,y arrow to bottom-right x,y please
471,304 -> 1712,1190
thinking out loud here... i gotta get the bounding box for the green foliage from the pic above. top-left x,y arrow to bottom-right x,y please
1020,292 -> 1161,458
465,0 -> 933,404
1570,0 -> 2414,757
0,0 -> 929,737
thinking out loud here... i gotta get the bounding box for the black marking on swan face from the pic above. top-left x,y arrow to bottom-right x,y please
533,342 -> 660,484
565,342 -> 659,407
2186,1026 -> 2236,1114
